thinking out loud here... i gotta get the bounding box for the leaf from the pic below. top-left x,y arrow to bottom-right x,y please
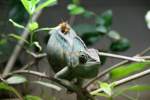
110,62 -> 150,80
114,85 -> 150,97
21,0 -> 40,15
67,4 -> 85,15
9,34 -> 29,44
32,81 -> 61,91
82,10 -> 94,18
28,22 -> 39,31
110,38 -> 130,52
73,24 -> 102,45
9,19 -> 25,29
35,0 -> 57,12
96,25 -> 108,33
33,41 -> 42,51
108,30 -> 121,40
6,75 -> 27,84
24,95 -> 42,100
100,82 -> 112,96
96,10 -> 112,28
0,82 -> 22,99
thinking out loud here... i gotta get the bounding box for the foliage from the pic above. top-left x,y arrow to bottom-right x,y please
110,62 -> 150,80
0,0 -> 149,100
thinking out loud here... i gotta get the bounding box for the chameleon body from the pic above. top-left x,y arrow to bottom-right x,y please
46,23 -> 100,81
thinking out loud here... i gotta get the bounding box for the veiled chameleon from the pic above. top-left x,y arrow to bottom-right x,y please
46,22 -> 100,81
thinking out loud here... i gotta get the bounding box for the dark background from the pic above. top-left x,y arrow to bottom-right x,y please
0,0 -> 150,100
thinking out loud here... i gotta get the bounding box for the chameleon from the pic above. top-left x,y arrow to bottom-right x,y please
46,22 -> 101,81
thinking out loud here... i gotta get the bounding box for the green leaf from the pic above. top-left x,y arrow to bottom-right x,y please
96,25 -> 108,33
33,41 -> 42,51
35,0 -> 57,12
6,75 -> 27,84
110,62 -> 150,80
9,34 -> 29,44
67,4 -> 85,15
0,82 -> 22,99
108,30 -> 121,40
82,10 -> 94,18
21,0 -> 40,15
96,10 -> 112,28
100,82 -> 112,96
32,81 -> 61,91
114,85 -> 150,97
91,82 -> 113,97
73,24 -> 101,45
110,38 -> 130,52
24,95 -> 42,100
9,19 -> 25,29
28,22 -> 39,31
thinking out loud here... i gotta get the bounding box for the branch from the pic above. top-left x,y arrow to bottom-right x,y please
84,47 -> 150,88
5,70 -> 79,92
90,68 -> 150,95
98,52 -> 146,62
113,68 -> 150,86
3,11 -> 42,76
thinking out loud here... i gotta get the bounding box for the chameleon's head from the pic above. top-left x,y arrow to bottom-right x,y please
78,49 -> 100,65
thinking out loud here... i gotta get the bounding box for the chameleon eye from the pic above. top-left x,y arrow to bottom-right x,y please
79,54 -> 87,64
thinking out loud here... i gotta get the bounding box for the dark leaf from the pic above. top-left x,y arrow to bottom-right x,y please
67,4 -> 85,15
96,10 -> 112,28
110,38 -> 130,52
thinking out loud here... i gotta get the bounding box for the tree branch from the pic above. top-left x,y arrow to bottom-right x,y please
90,68 -> 150,95
84,47 -> 150,88
98,52 -> 146,62
3,11 -> 42,76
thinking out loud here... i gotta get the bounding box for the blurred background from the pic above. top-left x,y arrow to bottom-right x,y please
0,0 -> 150,100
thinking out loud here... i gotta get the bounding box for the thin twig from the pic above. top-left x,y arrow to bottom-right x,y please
98,52 -> 146,62
26,50 -> 47,58
21,60 -> 35,70
114,68 -> 150,86
90,68 -> 150,95
84,47 -> 150,88
5,69 -> 79,92
3,11 -> 42,76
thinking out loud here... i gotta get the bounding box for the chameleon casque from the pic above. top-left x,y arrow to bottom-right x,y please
46,22 -> 101,81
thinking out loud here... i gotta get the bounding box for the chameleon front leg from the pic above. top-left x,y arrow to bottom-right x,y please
54,66 -> 75,81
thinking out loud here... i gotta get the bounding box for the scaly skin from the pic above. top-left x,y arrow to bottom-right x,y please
46,22 -> 101,81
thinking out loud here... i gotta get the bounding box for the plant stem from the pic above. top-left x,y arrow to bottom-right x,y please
84,47 -> 150,88
2,11 -> 42,77
98,52 -> 146,62
113,68 -> 150,87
